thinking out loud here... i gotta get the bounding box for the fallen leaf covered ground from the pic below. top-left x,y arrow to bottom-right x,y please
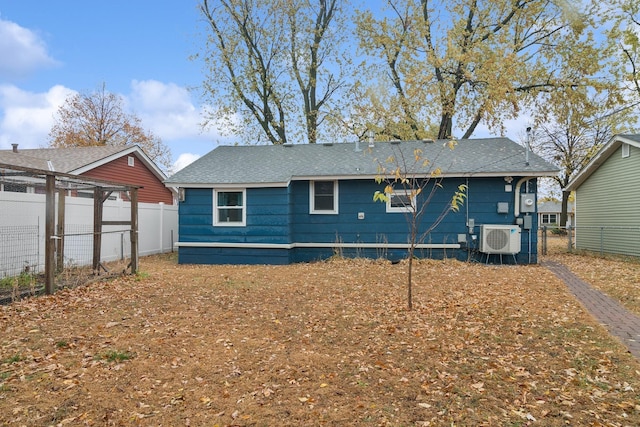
1,245 -> 640,426
544,235 -> 640,317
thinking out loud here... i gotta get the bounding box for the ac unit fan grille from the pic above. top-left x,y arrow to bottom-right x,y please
485,229 -> 509,251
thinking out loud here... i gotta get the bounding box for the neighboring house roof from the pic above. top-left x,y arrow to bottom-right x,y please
0,144 -> 167,182
166,138 -> 558,187
537,200 -> 574,214
566,134 -> 640,191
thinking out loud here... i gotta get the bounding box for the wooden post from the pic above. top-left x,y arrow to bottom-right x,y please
56,188 -> 66,272
45,175 -> 56,295
93,187 -> 103,273
130,188 -> 139,274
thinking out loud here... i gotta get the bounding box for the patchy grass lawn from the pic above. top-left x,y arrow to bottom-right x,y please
1,252 -> 640,426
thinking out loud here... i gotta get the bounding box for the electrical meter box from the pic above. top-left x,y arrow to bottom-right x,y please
520,193 -> 536,213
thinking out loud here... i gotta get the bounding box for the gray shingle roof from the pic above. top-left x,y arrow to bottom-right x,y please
0,145 -> 133,173
538,200 -> 575,213
619,134 -> 640,143
166,138 -> 558,187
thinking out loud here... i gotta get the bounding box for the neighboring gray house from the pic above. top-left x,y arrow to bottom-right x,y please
537,200 -> 574,228
565,134 -> 640,257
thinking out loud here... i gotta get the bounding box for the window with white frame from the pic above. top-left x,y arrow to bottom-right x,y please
310,180 -> 338,214
541,213 -> 557,224
622,143 -> 630,158
386,189 -> 416,213
214,189 -> 246,226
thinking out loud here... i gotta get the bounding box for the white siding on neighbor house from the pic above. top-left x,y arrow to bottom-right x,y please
0,191 -> 177,277
575,144 -> 640,256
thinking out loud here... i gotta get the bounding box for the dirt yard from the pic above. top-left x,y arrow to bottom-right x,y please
1,242 -> 640,426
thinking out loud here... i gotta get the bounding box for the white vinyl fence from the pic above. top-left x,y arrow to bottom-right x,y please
0,191 -> 178,278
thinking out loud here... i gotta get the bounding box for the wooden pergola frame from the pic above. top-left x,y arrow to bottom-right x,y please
0,162 -> 140,295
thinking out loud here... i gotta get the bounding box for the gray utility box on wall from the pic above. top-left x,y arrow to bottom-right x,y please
520,193 -> 536,213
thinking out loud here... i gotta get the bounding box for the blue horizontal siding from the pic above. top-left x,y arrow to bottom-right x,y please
178,187 -> 290,245
179,247 -> 290,265
291,179 -> 470,245
176,177 -> 541,265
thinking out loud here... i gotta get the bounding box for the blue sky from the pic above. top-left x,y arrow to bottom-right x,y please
0,0 -> 535,175
0,0 -> 222,172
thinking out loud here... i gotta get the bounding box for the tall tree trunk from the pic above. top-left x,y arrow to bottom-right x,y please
438,113 -> 453,139
560,190 -> 570,228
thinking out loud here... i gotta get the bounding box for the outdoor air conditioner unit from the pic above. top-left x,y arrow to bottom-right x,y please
479,224 -> 521,254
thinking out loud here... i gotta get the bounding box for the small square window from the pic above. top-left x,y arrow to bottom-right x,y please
214,189 -> 246,226
310,181 -> 338,214
128,156 -> 135,167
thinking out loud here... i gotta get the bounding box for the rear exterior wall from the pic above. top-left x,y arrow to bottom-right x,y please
176,176 -> 540,265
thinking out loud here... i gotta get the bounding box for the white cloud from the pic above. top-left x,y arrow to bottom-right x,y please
0,17 -> 59,81
129,79 -> 207,141
0,84 -> 75,149
0,80 -> 226,160
171,152 -> 201,174
128,79 -> 237,146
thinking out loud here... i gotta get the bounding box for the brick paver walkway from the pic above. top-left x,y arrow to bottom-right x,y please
543,260 -> 640,359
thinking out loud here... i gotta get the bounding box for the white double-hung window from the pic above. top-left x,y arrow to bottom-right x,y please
310,180 -> 338,214
214,189 -> 246,226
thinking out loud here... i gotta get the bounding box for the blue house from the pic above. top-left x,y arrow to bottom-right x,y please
165,138 -> 558,265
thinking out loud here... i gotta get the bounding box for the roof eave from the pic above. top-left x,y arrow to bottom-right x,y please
70,145 -> 168,181
565,134 -> 640,191
164,181 -> 291,189
166,170 -> 558,188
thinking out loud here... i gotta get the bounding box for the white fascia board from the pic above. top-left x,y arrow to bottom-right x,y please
167,171 -> 558,189
164,181 -> 290,189
293,171 -> 557,181
70,145 -> 168,181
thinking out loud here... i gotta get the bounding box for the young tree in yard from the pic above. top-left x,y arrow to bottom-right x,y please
49,84 -> 172,171
354,0 -> 607,141
373,140 -> 466,310
197,0 -> 351,144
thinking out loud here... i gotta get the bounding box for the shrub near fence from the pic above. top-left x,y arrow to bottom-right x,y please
0,191 -> 177,284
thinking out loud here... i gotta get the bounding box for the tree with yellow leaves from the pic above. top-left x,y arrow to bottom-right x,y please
374,139 -> 466,310
48,83 -> 172,171
354,0 -> 607,141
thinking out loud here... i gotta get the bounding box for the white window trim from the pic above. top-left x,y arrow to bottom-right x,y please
622,143 -> 630,158
309,180 -> 339,214
128,156 -> 135,167
214,189 -> 246,227
386,189 -> 416,213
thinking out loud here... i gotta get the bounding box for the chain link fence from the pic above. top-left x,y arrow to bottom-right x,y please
0,195 -> 132,304
540,225 -> 640,258
0,161 -> 139,303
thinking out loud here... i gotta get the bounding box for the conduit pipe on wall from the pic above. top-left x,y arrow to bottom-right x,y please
514,177 -> 534,218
